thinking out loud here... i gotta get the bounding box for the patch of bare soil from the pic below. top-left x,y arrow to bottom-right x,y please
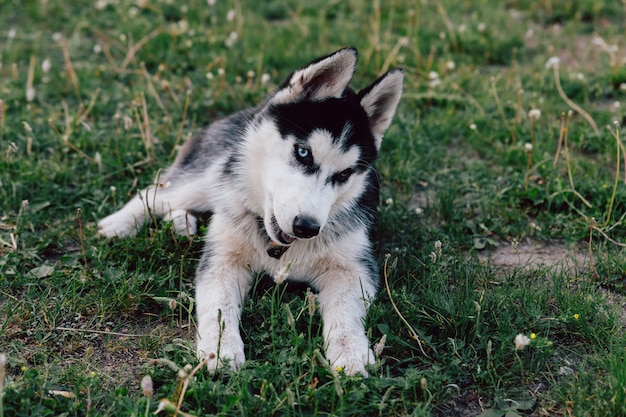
477,239 -> 589,275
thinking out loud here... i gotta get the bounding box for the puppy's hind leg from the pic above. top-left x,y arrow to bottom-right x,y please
98,184 -> 189,238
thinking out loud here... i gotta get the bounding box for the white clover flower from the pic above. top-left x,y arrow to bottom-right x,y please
141,375 -> 153,397
434,240 -> 442,257
26,87 -> 36,102
207,0 -> 216,6
261,73 -> 271,85
445,60 -> 455,71
545,56 -> 560,70
226,9 -> 236,21
428,71 -> 439,80
93,43 -> 102,54
470,123 -> 477,130
528,108 -> 541,121
514,333 -> 531,350
429,252 -> 437,263
524,143 -> 533,153
8,28 -> 16,39
42,58 -> 51,73
477,22 -> 486,32
123,116 -> 133,130
385,197 -> 393,205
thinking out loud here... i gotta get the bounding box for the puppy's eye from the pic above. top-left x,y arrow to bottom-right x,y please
332,168 -> 354,184
294,144 -> 313,165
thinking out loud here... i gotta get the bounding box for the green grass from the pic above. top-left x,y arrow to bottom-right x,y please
1,0 -> 626,416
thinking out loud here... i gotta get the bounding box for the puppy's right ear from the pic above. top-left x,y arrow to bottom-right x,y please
271,48 -> 358,104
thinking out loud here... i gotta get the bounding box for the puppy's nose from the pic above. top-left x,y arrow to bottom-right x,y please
292,216 -> 320,239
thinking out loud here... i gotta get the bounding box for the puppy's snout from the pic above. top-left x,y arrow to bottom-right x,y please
292,215 -> 320,239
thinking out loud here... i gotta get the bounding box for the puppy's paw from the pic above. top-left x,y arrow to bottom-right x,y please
326,336 -> 375,377
98,212 -> 140,238
164,209 -> 197,236
197,333 -> 245,373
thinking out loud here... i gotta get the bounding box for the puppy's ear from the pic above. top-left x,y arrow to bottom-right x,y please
272,48 -> 358,104
358,69 -> 403,149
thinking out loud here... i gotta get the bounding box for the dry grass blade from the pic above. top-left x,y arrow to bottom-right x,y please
383,254 -> 431,359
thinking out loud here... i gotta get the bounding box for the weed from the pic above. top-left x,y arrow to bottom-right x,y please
1,0 -> 626,416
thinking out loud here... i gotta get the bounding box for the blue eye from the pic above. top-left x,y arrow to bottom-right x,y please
294,144 -> 313,165
297,146 -> 309,159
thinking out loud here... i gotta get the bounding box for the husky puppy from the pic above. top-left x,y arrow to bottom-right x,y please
99,48 -> 403,376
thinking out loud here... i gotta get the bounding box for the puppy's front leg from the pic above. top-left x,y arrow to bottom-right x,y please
316,267 -> 377,377
195,230 -> 253,372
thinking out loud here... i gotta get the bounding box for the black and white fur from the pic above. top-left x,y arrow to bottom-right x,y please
98,48 -> 403,376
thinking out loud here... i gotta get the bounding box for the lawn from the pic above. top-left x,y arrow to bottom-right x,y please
1,0 -> 625,416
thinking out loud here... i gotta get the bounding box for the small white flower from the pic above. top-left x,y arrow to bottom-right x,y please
42,58 -> 51,73
428,71 -> 439,80
429,252 -> 437,263
177,19 -> 189,33
274,261 -> 291,285
207,0 -> 216,6
477,22 -> 486,32
22,121 -> 33,132
613,101 -> 620,110
620,83 -> 626,91
123,116 -> 133,130
514,333 -> 531,350
545,56 -> 560,70
445,60 -> 455,71
414,207 -> 424,216
576,72 -> 585,81
528,108 -> 541,121
26,87 -> 36,102
374,334 -> 387,357
428,78 -> 441,88
524,143 -> 533,153
93,43 -> 102,54
434,240 -> 442,257
8,28 -> 16,39
469,123 -> 477,130
226,9 -> 236,21
385,197 -> 393,205
246,70 -> 255,79
261,73 -> 271,85
141,375 -> 153,397
225,31 -> 238,48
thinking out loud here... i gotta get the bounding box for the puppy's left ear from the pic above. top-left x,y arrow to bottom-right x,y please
358,69 -> 404,149
272,48 -> 358,104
